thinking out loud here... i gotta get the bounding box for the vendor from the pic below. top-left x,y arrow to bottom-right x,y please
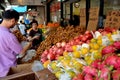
27,20 -> 43,49
0,9 -> 32,77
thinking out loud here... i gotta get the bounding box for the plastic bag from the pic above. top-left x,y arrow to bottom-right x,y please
112,34 -> 120,41
21,41 -> 29,47
102,36 -> 110,46
32,61 -> 44,72
21,49 -> 36,62
60,73 -> 71,80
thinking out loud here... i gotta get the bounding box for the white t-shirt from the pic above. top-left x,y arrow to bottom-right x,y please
18,23 -> 26,35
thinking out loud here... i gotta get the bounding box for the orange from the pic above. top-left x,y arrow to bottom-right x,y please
55,71 -> 63,78
73,61 -> 83,71
63,51 -> 69,56
73,51 -> 81,58
72,45 -> 77,51
43,60 -> 50,68
81,48 -> 89,56
93,43 -> 99,50
97,39 -> 102,46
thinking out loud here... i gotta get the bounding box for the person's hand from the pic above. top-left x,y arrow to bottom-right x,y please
27,41 -> 32,48
23,36 -> 27,41
33,36 -> 40,39
27,37 -> 33,42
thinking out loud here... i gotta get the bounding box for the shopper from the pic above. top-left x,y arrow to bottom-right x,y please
18,20 -> 26,36
27,20 -> 43,49
69,15 -> 80,27
0,9 -> 31,77
10,23 -> 19,32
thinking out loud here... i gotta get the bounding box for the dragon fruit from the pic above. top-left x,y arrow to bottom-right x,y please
113,41 -> 120,50
105,55 -> 119,69
83,66 -> 98,77
84,74 -> 93,80
112,69 -> 120,80
102,45 -> 115,55
98,61 -> 106,70
100,67 -> 111,80
117,57 -> 120,68
91,59 -> 101,69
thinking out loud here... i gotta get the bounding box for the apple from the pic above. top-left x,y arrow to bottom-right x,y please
85,31 -> 91,35
81,36 -> 87,42
47,53 -> 55,60
56,42 -> 61,48
61,42 -> 66,47
56,48 -> 64,56
78,35 -> 84,40
41,57 -> 48,63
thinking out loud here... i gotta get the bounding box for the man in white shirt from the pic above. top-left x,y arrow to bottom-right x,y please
18,20 -> 26,36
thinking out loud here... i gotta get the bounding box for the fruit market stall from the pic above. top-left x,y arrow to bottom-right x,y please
9,7 -> 120,79
39,27 -> 120,80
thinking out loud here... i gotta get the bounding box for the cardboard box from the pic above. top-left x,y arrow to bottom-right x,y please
0,64 -> 58,80
89,7 -> 99,19
80,17 -> 86,27
35,69 -> 58,80
80,8 -> 86,17
87,20 -> 98,31
0,63 -> 38,80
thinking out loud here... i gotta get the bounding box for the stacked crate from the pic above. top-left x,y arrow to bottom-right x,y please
87,7 -> 100,31
79,8 -> 86,31
104,10 -> 120,29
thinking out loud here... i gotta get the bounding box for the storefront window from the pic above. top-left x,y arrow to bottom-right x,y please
63,2 -> 70,20
50,0 -> 61,22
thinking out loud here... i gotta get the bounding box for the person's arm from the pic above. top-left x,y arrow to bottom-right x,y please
27,30 -> 40,41
18,42 -> 32,58
27,35 -> 40,42
7,33 -> 31,58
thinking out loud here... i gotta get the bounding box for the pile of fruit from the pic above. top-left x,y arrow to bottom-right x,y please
36,26 -> 85,56
73,41 -> 120,80
40,27 -> 120,80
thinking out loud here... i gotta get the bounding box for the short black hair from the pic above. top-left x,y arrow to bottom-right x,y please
2,9 -> 19,20
30,20 -> 38,26
20,20 -> 22,23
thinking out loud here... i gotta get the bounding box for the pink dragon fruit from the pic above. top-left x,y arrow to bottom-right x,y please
102,45 -> 115,55
117,57 -> 120,68
83,66 -> 98,77
113,41 -> 120,50
105,55 -> 119,69
84,74 -> 93,80
91,59 -> 101,69
97,61 -> 106,70
100,67 -> 111,80
112,69 -> 120,80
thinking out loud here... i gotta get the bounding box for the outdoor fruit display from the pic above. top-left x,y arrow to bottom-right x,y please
40,27 -> 120,80
36,26 -> 85,56
40,30 -> 93,63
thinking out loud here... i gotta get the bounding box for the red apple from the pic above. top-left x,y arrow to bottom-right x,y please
61,42 -> 66,47
78,35 -> 84,40
47,53 -> 55,60
85,31 -> 91,35
56,48 -> 64,56
56,42 -> 61,48
81,36 -> 87,42
41,57 -> 48,63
